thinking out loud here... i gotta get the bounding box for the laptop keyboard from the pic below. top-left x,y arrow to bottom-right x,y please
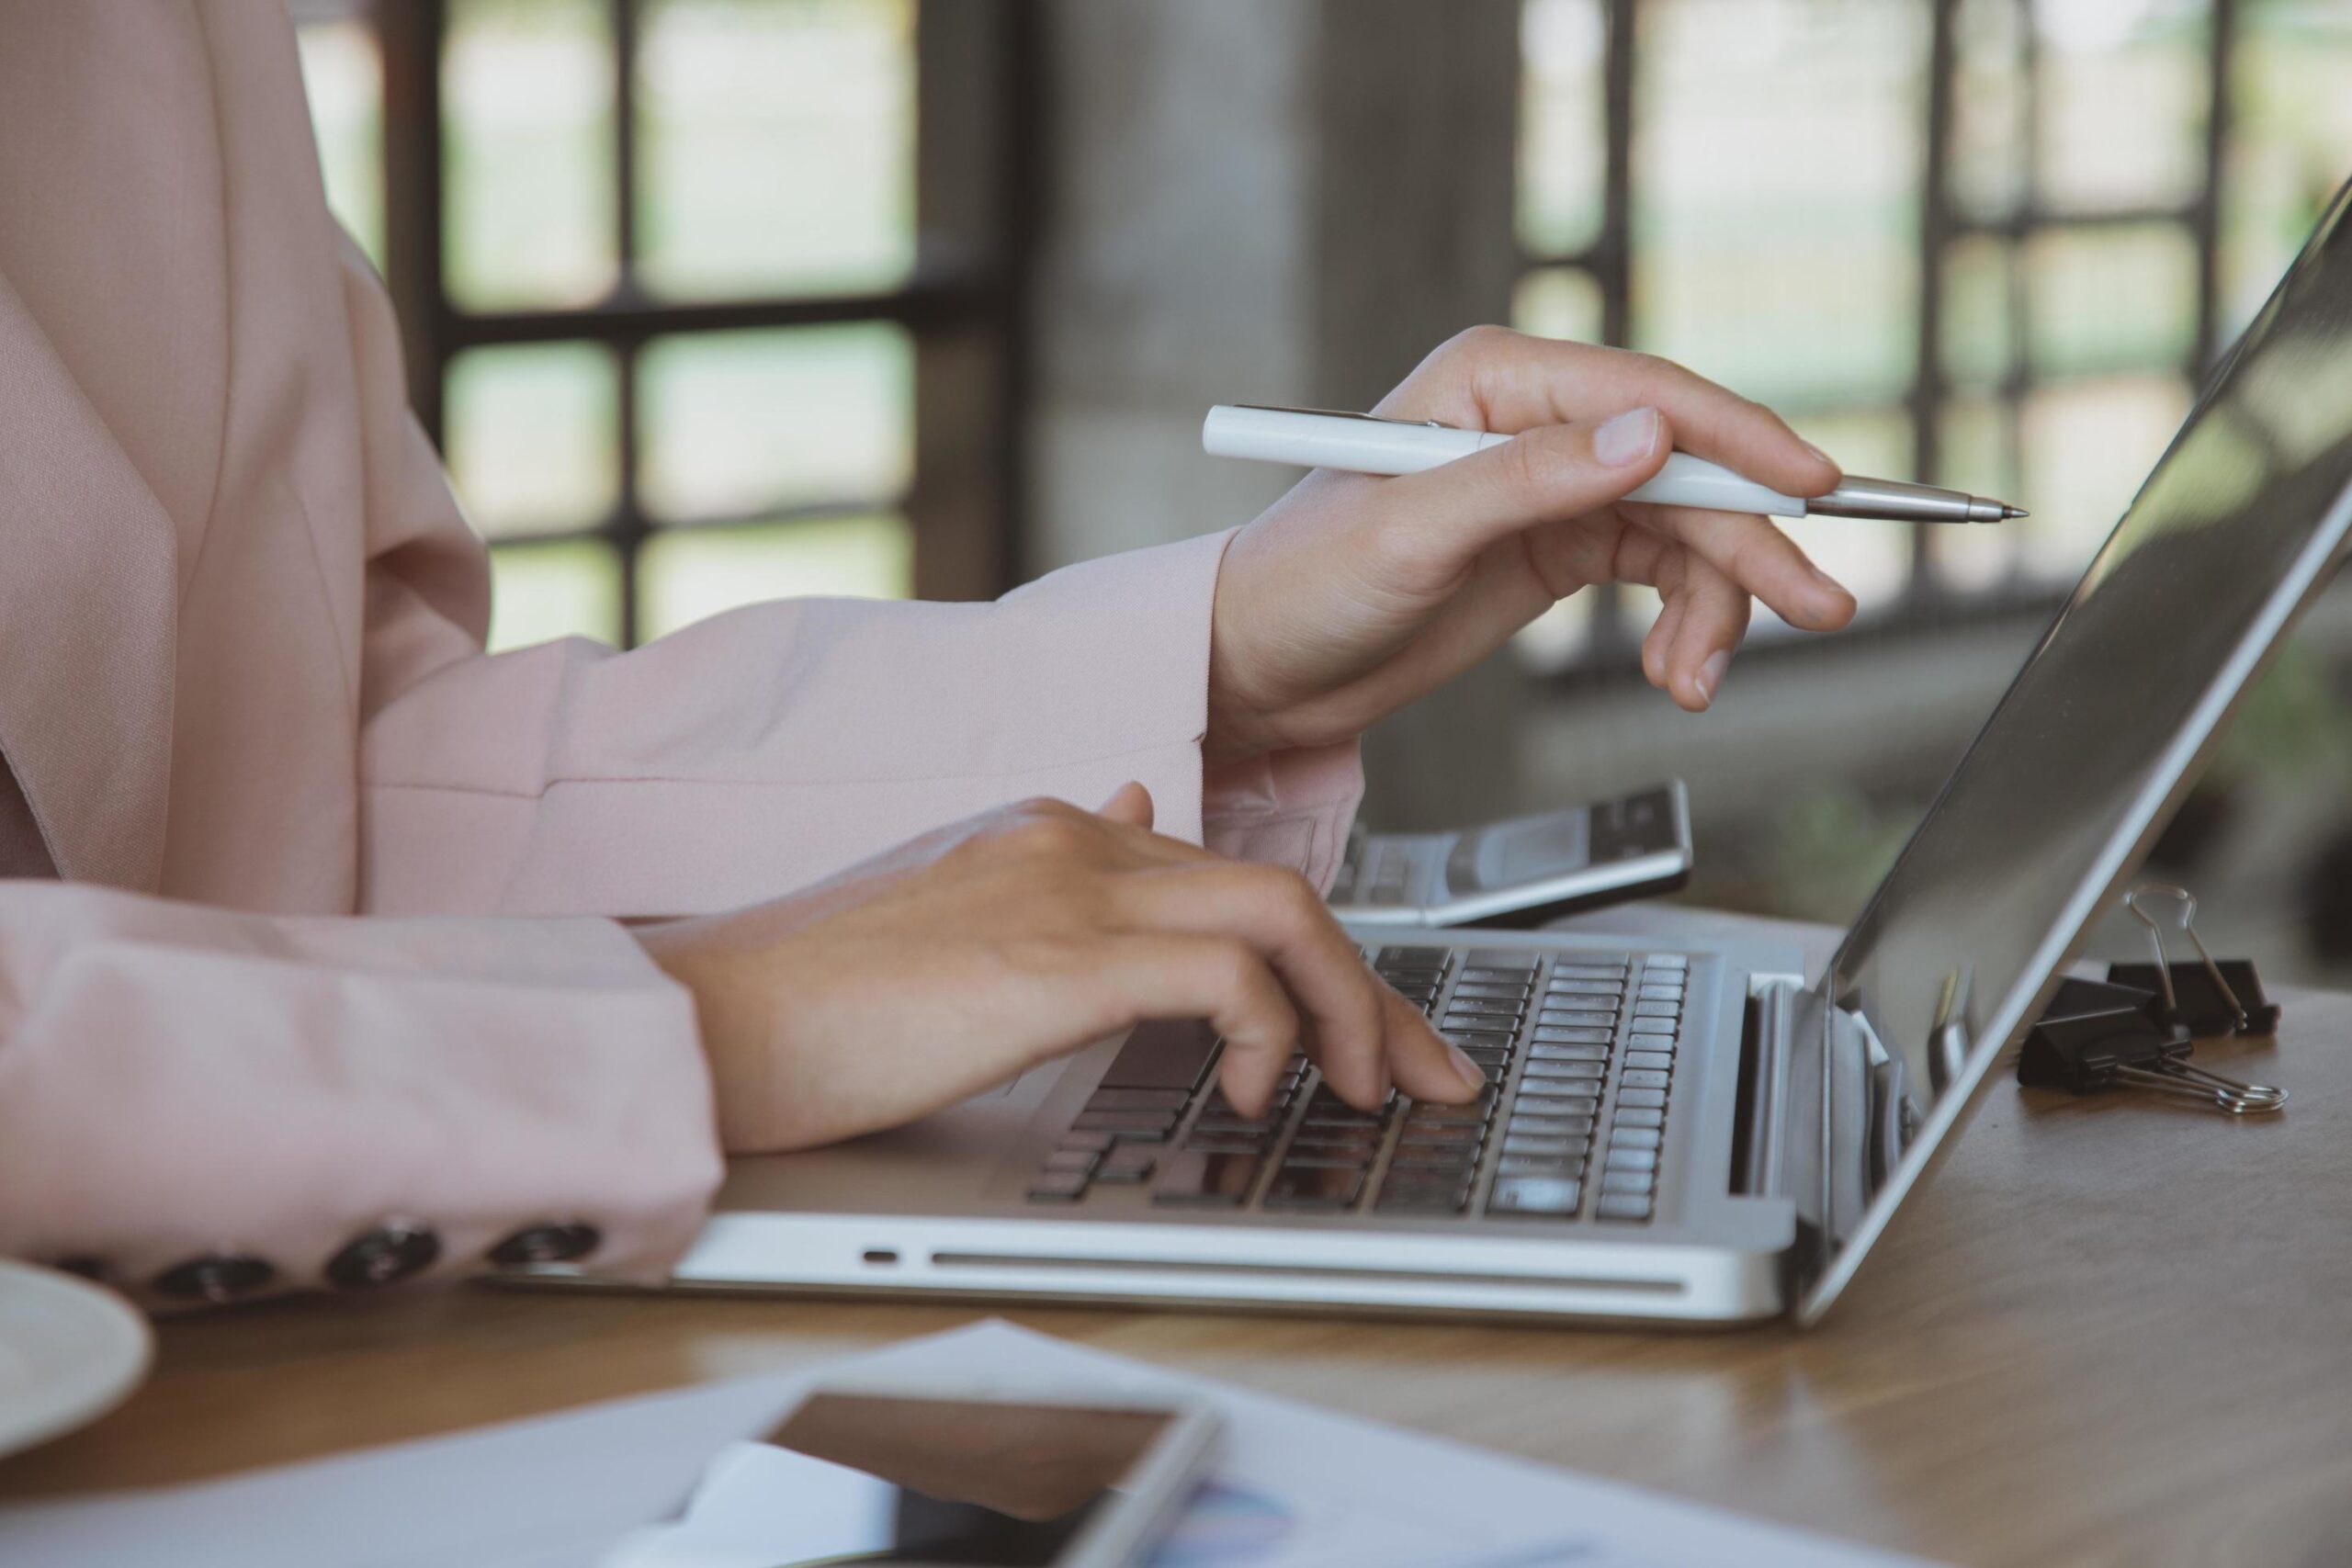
1024,945 -> 1687,1223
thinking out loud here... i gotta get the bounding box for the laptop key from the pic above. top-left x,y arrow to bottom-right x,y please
1608,1125 -> 1663,1149
1497,1154 -> 1583,1177
1027,1170 -> 1091,1202
1522,1060 -> 1605,1081
1529,1043 -> 1610,1064
1042,1148 -> 1100,1174
1487,1177 -> 1582,1216
1098,1020 -> 1220,1092
1604,1146 -> 1659,1172
1612,1106 -> 1665,1128
1057,1131 -> 1115,1152
1595,1194 -> 1653,1221
1644,953 -> 1690,969
1599,1168 -> 1654,1194
1616,1088 -> 1668,1109
1151,1150 -> 1262,1207
1263,1164 -> 1368,1209
1624,1051 -> 1675,1071
1071,1110 -> 1181,1136
1086,1088 -> 1192,1113
1095,1144 -> 1159,1182
1621,1069 -> 1671,1090
1502,1134 -> 1587,1157
1504,1117 -> 1590,1142
1451,981 -> 1532,1000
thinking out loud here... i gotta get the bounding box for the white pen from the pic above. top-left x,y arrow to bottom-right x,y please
1202,404 -> 2026,524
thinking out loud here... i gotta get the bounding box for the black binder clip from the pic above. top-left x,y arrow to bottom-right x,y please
2105,884 -> 2283,1039
2019,978 -> 2286,1114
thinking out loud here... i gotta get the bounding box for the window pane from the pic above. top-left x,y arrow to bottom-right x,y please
2222,6 -> 2352,340
297,20 -> 385,267
638,324 -> 913,524
1772,410 -> 1917,621
1511,594 -> 1596,675
1950,0 -> 2028,222
639,515 -> 913,640
2025,223 -> 2199,378
1933,396 -> 2021,592
488,539 -> 624,651
2016,374 -> 2193,581
1518,0 -> 1608,258
1513,266 -> 1605,344
2034,0 -> 2211,216
1939,236 -> 2014,390
636,0 -> 917,299
445,344 -> 621,538
444,0 -> 617,310
1632,0 -> 1927,408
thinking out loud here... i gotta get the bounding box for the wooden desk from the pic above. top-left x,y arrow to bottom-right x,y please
5,970 -> 2348,1564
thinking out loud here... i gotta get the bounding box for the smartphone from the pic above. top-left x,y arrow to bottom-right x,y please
605,1383 -> 1222,1568
1329,782 -> 1692,929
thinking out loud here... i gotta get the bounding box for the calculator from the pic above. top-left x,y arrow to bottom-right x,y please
1328,784 -> 1692,928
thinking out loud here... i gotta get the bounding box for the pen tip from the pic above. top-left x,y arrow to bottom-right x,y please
2001,505 -> 2029,519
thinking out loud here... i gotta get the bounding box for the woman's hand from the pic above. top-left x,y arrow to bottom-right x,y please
636,785 -> 1480,1153
1206,327 -> 1860,761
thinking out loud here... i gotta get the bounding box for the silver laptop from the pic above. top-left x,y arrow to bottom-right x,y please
523,178 -> 2352,1326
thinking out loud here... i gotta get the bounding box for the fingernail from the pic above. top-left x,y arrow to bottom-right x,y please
1447,1043 -> 1487,1092
1594,407 -> 1661,468
1800,438 -> 1838,472
1697,649 -> 1730,705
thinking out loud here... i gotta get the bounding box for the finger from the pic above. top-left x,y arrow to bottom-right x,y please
1371,408 -> 1673,567
1095,781 -> 1155,829
1623,503 -> 1856,633
1097,935 -> 1301,1115
1640,588 -> 1683,692
1110,863 -> 1478,1112
1436,332 -> 1842,499
1664,556 -> 1751,712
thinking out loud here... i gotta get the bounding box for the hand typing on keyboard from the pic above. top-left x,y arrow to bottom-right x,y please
638,784 -> 1487,1153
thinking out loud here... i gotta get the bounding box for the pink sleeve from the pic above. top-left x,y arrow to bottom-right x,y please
0,882 -> 720,1308
342,242 -> 1362,916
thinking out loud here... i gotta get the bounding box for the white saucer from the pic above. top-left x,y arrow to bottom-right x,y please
0,1259 -> 152,1460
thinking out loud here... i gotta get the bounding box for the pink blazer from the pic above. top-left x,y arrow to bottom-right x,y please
0,2 -> 1359,1306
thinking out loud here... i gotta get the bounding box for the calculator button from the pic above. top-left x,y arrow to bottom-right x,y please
1595,1194 -> 1653,1221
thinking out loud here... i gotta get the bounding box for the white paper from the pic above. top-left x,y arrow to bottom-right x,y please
0,1320 -> 1940,1568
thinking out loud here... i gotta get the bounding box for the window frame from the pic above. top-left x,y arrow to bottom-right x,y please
337,0 -> 1037,647
1517,0 -> 2245,678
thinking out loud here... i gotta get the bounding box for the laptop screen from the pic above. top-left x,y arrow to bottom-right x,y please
1803,175 -> 2352,1316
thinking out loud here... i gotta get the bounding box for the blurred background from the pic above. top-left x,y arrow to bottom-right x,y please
292,0 -> 2352,977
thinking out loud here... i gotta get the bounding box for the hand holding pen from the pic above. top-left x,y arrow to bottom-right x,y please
1200,328 -> 1866,731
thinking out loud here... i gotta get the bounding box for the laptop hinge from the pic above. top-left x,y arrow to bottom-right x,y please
1767,985 -> 1892,1292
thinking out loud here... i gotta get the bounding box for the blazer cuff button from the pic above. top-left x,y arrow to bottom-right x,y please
487,1223 -> 601,1268
153,1253 -> 277,1303
325,1222 -> 443,1290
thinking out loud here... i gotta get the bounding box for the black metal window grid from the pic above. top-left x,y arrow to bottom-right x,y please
316,0 -> 1033,648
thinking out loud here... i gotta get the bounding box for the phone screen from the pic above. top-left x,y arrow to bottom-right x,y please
607,1392 -> 1186,1568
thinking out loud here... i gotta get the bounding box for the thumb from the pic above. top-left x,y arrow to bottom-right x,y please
1095,781 -> 1156,829
1375,406 -> 1672,556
